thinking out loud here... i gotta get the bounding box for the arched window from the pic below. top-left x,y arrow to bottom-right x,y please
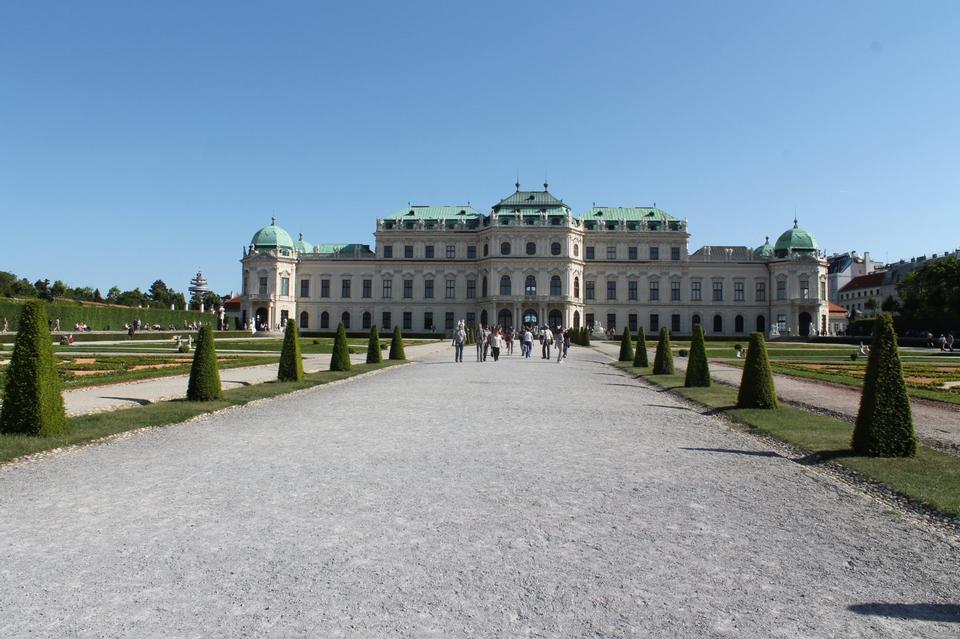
500,242 -> 511,256
574,277 -> 580,298
362,311 -> 371,329
735,314 -> 744,333
525,275 -> 537,296
550,275 -> 561,296
713,314 -> 723,333
500,275 -> 512,296
573,310 -> 581,329
482,277 -> 488,297
551,242 -> 561,256
299,311 -> 309,329
573,243 -> 580,257
342,311 -> 351,329
756,315 -> 766,333
526,242 -> 536,255
692,314 -> 701,326
483,243 -> 489,256
320,311 -> 329,329
480,309 -> 488,327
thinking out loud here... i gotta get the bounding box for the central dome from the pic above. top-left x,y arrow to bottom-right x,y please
774,220 -> 818,257
251,218 -> 294,251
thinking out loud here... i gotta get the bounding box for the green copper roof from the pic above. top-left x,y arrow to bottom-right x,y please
582,207 -> 676,222
754,236 -> 774,257
774,220 -> 819,253
312,243 -> 374,256
251,218 -> 294,250
293,232 -> 313,254
386,205 -> 482,221
493,189 -> 569,212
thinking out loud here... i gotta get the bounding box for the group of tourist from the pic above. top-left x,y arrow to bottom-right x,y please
452,322 -> 572,364
926,331 -> 956,351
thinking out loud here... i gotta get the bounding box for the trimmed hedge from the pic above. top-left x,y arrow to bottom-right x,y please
277,321 -> 304,382
0,298 -> 210,332
618,325 -> 634,362
684,324 -> 711,388
330,322 -> 352,371
389,325 -> 406,360
736,332 -> 777,409
582,326 -> 591,347
633,327 -> 649,368
366,325 -> 382,364
186,325 -> 222,401
652,327 -> 675,375
0,301 -> 67,436
851,314 -> 918,457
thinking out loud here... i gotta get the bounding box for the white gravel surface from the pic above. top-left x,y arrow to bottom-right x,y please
0,345 -> 957,637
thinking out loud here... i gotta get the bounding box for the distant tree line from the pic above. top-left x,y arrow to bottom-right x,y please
895,256 -> 960,333
0,271 -> 225,311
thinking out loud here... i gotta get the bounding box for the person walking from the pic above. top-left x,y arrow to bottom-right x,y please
555,326 -> 565,363
476,325 -> 484,362
491,329 -> 502,361
947,333 -> 955,352
522,326 -> 533,358
541,325 -> 553,359
482,327 -> 490,362
453,323 -> 466,363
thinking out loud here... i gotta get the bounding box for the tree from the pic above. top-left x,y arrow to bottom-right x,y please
50,280 -> 67,299
652,327 -> 675,374
633,326 -> 649,367
736,332 -> 777,409
684,324 -> 711,388
880,295 -> 901,313
330,322 -> 352,371
389,325 -> 406,360
277,320 -> 304,381
366,325 -> 382,364
897,256 -> 960,333
34,279 -> 52,301
0,301 -> 67,436
106,286 -> 122,304
186,325 -> 222,400
618,325 -> 634,362
851,314 -> 917,457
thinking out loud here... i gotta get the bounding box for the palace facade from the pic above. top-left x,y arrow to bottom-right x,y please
238,186 -> 830,337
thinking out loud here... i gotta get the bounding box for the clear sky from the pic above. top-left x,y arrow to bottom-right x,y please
2,1 -> 958,296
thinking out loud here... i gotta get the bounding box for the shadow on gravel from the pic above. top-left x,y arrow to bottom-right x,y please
222,380 -> 252,386
681,447 -> 782,458
647,404 -> 692,410
795,449 -> 854,465
98,396 -> 152,406
848,603 -> 960,622
702,405 -> 737,415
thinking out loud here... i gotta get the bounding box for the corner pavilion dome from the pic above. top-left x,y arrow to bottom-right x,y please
753,236 -> 774,258
250,217 -> 295,251
774,219 -> 819,257
293,232 -> 313,254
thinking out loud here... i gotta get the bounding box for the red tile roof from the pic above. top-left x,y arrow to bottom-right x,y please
838,271 -> 885,293
828,302 -> 847,314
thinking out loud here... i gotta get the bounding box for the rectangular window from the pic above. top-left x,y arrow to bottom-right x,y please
382,279 -> 392,299
606,246 -> 616,260
445,312 -> 455,330
628,246 -> 638,260
383,245 -> 393,259
404,245 -> 414,259
382,311 -> 391,330
300,279 -> 310,298
425,245 -> 435,259
362,312 -> 371,329
628,281 -> 638,301
756,281 -> 766,302
362,279 -> 372,299
424,279 -> 434,299
403,312 -> 412,330
734,281 -> 744,301
649,281 -> 659,301
800,280 -> 810,300
280,277 -> 290,297
691,281 -> 702,301
712,281 -> 723,302
258,277 -> 267,296
585,280 -> 595,300
671,246 -> 681,261
585,313 -> 595,329
445,245 -> 455,259
649,313 -> 660,332
321,279 -> 330,298
585,246 -> 595,260
628,314 -> 638,332
650,246 -> 659,260
467,245 -> 477,259
606,313 -> 617,330
671,314 -> 681,333
777,313 -> 786,331
777,280 -> 786,300
607,280 -> 617,300
466,312 -> 475,326
403,279 -> 413,299
341,279 -> 351,298
671,281 -> 681,301
820,281 -> 826,300
466,279 -> 476,299
424,311 -> 433,330
445,279 -> 456,299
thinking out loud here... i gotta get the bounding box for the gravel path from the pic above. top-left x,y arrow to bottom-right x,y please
593,341 -> 960,450
0,345 -> 957,637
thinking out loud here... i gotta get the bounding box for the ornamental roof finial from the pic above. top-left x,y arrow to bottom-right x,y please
515,169 -> 520,191
271,215 -> 276,225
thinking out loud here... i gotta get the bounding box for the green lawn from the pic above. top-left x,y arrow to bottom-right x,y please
612,361 -> 960,517
0,361 -> 403,465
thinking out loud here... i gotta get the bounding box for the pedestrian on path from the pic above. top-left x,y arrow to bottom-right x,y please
490,329 -> 502,361
452,323 -> 466,363
555,327 -> 565,363
522,327 -> 533,358
476,325 -> 484,362
541,325 -> 553,359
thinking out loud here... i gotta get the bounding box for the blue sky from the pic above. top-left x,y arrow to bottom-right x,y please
1,1 -> 958,295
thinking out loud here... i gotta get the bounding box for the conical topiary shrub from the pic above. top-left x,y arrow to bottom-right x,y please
277,320 -> 304,382
736,332 -> 777,408
684,324 -> 711,388
618,325 -> 634,362
330,322 -> 351,371
0,301 -> 67,436
187,324 -> 222,401
582,326 -> 591,347
851,314 -> 917,457
652,327 -> 675,375
366,324 -> 382,364
389,325 -> 406,360
633,326 -> 649,368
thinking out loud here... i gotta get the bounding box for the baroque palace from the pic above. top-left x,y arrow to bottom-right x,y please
238,185 -> 829,338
